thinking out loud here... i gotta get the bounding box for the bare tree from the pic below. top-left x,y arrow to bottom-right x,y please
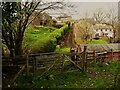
92,7 -> 119,43
106,8 -> 119,42
93,8 -> 106,22
75,19 -> 93,43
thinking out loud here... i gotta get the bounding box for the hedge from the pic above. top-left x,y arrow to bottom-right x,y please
31,24 -> 69,53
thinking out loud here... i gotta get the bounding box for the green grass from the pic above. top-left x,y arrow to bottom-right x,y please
16,61 -> 120,88
88,39 -> 108,44
23,26 -> 55,49
54,47 -> 70,53
33,71 -> 88,88
22,25 -> 69,53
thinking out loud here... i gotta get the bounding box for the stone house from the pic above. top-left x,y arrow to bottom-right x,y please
77,18 -> 115,42
56,16 -> 72,23
92,23 -> 113,38
30,12 -> 53,26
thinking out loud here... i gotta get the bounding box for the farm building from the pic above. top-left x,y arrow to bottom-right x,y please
78,18 -> 115,40
30,12 -> 53,26
56,15 -> 72,23
80,44 -> 120,60
80,44 -> 119,52
92,23 -> 113,38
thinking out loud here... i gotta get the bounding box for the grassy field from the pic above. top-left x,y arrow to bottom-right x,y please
88,39 -> 108,44
16,61 -> 120,88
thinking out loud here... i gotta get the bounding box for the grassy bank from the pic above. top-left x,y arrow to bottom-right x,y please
23,25 -> 69,53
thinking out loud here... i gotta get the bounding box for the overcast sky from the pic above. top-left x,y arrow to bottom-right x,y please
1,0 -> 119,20
47,2 -> 118,20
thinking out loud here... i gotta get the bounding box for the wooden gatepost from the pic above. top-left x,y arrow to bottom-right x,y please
82,46 -> 87,72
93,50 -> 97,63
26,54 -> 29,76
32,56 -> 37,76
111,49 -> 113,61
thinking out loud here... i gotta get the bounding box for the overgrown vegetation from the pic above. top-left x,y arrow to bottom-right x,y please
15,61 -> 120,88
23,24 -> 69,53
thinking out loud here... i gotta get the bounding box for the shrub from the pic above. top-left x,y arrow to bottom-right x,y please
31,37 -> 56,53
50,24 -> 69,43
31,24 -> 69,53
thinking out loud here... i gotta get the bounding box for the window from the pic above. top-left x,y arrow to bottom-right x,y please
105,33 -> 108,35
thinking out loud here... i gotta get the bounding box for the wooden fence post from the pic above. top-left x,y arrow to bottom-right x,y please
111,49 -> 113,61
83,46 -> 87,71
93,50 -> 96,63
35,57 -> 37,72
61,54 -> 65,71
33,56 -> 36,75
26,55 -> 29,76
98,53 -> 102,63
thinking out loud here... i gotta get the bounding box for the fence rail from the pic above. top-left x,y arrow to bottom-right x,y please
2,46 -> 120,88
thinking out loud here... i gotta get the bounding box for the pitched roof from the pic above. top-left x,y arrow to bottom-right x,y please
80,44 -> 120,52
93,23 -> 113,30
79,18 -> 97,25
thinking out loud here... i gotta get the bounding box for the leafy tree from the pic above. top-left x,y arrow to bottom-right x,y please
2,2 -> 21,57
2,1 -> 69,57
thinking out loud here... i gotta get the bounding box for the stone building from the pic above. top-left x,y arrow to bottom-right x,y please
30,12 -> 53,26
93,23 -> 113,38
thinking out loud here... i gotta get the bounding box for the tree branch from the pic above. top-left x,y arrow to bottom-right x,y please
27,2 -> 64,26
22,2 -> 40,35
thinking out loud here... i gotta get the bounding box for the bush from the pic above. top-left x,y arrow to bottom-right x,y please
31,38 -> 56,53
50,24 -> 69,42
31,24 -> 69,53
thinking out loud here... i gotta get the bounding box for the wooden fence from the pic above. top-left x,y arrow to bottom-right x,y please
2,46 -> 120,88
